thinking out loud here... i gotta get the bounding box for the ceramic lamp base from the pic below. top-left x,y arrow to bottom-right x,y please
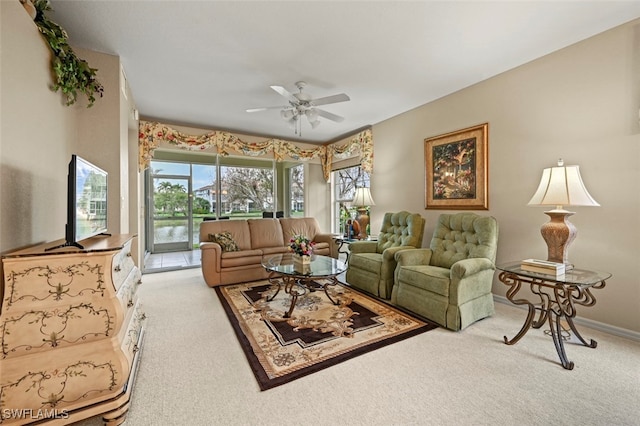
355,208 -> 369,240
541,210 -> 576,269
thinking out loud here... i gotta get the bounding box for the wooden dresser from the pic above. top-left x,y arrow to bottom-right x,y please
0,234 -> 145,425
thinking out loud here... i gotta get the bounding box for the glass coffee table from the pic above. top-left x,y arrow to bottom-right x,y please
261,253 -> 348,318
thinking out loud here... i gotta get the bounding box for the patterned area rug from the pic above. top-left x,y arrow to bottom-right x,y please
215,280 -> 437,390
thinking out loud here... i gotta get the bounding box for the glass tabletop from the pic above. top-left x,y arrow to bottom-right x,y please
497,262 -> 611,286
263,253 -> 347,277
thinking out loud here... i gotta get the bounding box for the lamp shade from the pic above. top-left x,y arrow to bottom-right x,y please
527,160 -> 599,210
352,187 -> 376,207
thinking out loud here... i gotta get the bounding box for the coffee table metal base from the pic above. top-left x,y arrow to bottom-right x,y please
266,271 -> 341,318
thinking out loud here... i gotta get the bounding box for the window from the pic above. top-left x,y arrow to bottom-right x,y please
289,164 -> 304,217
219,164 -> 274,216
147,156 -> 276,254
332,166 -> 370,234
192,164 -> 217,215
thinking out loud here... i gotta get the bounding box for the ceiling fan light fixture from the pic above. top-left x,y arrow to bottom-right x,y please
309,118 -> 321,129
286,116 -> 298,129
306,108 -> 319,121
281,109 -> 294,120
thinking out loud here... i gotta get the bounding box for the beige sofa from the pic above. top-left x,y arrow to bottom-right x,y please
199,217 -> 337,287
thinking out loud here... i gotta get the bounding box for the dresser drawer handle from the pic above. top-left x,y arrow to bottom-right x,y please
136,279 -> 142,285
133,344 -> 139,354
114,265 -> 121,272
126,252 -> 132,257
127,300 -> 134,308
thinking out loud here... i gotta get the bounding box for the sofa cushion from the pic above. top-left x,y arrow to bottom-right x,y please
220,249 -> 264,268
377,211 -> 425,253
209,231 -> 240,252
349,252 -> 383,274
247,219 -> 285,249
200,219 -> 252,250
279,217 -> 321,243
261,246 -> 290,256
429,213 -> 499,269
397,265 -> 450,297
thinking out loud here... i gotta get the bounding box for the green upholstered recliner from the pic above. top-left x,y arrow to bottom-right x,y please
392,212 -> 499,331
345,211 -> 425,299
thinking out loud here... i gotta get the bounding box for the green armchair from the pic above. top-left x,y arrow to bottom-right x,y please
392,213 -> 499,331
345,211 -> 425,299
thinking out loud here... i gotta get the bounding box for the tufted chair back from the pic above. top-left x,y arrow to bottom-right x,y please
429,212 -> 498,269
376,211 -> 425,254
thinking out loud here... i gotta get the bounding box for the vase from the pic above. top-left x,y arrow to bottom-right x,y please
293,254 -> 311,264
293,254 -> 311,273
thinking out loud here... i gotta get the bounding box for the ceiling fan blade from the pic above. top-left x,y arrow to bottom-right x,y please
270,85 -> 298,104
316,108 -> 345,122
311,93 -> 350,106
246,105 -> 283,113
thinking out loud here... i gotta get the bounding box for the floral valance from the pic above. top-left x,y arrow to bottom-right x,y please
138,121 -> 373,181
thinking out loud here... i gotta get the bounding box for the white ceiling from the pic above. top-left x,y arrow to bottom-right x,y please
49,1 -> 640,144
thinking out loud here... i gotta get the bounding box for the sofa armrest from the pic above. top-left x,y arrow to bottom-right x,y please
200,242 -> 222,278
348,240 -> 378,254
381,245 -> 416,261
313,233 -> 338,258
450,258 -> 495,279
449,258 -> 496,305
394,248 -> 433,266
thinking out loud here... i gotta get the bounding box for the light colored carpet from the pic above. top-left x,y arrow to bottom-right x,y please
76,268 -> 640,426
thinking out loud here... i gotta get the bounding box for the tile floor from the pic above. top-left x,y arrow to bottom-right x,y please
143,249 -> 201,273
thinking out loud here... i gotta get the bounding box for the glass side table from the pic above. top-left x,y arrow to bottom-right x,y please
496,262 -> 611,370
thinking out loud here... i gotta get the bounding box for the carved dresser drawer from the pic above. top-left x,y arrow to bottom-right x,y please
120,300 -> 145,364
111,239 -> 135,290
0,234 -> 144,425
116,266 -> 143,312
0,340 -> 129,417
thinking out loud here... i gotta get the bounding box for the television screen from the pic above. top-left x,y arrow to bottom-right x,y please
69,155 -> 108,245
46,155 -> 108,251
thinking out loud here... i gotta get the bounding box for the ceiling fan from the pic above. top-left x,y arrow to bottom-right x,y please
246,81 -> 350,134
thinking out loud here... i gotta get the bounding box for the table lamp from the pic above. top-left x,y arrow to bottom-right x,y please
351,187 -> 376,239
527,159 -> 599,269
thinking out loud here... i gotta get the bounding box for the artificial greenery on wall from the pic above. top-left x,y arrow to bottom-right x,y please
31,0 -> 103,107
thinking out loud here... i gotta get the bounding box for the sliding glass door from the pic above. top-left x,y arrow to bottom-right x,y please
148,162 -> 193,253
145,155 -> 306,255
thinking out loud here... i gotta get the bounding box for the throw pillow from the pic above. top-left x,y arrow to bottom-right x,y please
209,231 -> 240,252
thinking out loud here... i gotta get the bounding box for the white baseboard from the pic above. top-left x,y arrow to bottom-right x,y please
493,295 -> 640,343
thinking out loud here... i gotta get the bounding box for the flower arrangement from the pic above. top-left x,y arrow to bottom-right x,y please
288,235 -> 315,257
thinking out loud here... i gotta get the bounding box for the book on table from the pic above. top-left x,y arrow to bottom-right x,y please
520,259 -> 566,277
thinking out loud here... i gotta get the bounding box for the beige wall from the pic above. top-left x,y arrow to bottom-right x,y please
305,163 -> 331,232
371,19 -> 640,333
1,1 -> 76,250
0,1 -> 138,259
75,48 -> 124,236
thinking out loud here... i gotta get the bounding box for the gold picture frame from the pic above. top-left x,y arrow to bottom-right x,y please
424,123 -> 488,210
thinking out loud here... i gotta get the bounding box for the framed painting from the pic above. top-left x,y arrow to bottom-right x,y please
424,123 -> 488,210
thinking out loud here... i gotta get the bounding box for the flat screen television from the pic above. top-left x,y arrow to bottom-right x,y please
48,155 -> 109,250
